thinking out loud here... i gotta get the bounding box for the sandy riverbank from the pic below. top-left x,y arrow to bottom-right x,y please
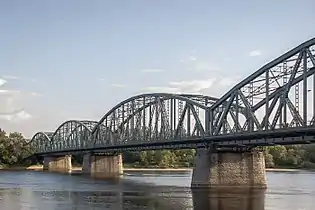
0,165 -> 43,171
0,165 -> 308,172
265,168 -> 305,172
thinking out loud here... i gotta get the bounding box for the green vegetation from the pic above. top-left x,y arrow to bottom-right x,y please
1,128 -> 315,170
264,145 -> 315,169
122,149 -> 196,168
0,129 -> 33,168
122,145 -> 315,169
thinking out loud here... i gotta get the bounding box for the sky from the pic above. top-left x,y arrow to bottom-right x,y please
0,0 -> 315,138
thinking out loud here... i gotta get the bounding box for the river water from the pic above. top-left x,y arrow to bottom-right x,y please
0,170 -> 314,210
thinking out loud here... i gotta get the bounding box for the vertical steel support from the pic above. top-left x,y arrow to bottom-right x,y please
195,106 -> 200,136
149,104 -> 152,140
314,65 -> 315,124
142,97 -> 146,140
303,49 -> 308,125
170,98 -> 174,135
209,109 -> 213,136
205,98 -> 210,135
235,93 -> 239,132
187,105 -> 191,136
283,61 -> 288,127
205,109 -> 210,135
249,82 -> 254,131
113,110 -> 116,137
154,97 -> 159,137
126,103 -> 130,141
295,83 -> 300,125
131,101 -> 135,131
173,99 -> 176,136
265,69 -> 269,129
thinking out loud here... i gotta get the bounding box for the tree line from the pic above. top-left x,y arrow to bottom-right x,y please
0,129 -> 33,168
1,128 -> 315,169
122,145 -> 315,169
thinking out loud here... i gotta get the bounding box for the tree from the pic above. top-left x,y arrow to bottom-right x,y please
0,129 -> 33,166
264,152 -> 275,168
268,146 -> 288,165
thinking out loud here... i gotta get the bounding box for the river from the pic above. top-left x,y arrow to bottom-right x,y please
0,170 -> 314,210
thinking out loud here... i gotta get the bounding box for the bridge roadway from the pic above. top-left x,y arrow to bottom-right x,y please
27,38 -> 315,189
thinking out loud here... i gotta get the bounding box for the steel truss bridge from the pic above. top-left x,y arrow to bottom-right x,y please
30,38 -> 315,155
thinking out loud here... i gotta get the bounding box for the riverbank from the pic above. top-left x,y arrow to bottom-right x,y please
124,168 -> 305,172
0,165 -> 309,172
0,165 -> 44,171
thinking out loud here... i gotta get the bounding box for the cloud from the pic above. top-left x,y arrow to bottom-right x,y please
141,52 -> 241,96
143,86 -> 179,93
143,77 -> 240,96
0,78 -> 21,95
30,92 -> 41,97
0,89 -> 21,95
189,56 -> 197,61
249,50 -> 262,57
141,68 -> 164,73
111,83 -> 126,88
0,77 -> 38,123
2,75 -> 20,80
0,89 -> 40,97
143,78 -> 216,94
178,54 -> 220,72
0,78 -> 7,86
218,77 -> 241,87
194,61 -> 219,71
179,55 -> 197,63
169,79 -> 216,92
0,109 -> 32,122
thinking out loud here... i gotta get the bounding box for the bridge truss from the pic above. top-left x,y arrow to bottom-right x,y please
210,38 -> 315,135
30,38 -> 315,155
30,94 -> 220,154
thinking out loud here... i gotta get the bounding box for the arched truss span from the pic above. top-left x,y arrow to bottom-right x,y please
210,38 -> 315,135
30,132 -> 53,153
91,93 -> 220,147
49,120 -> 99,152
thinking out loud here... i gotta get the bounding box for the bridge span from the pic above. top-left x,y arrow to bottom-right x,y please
28,38 -> 315,189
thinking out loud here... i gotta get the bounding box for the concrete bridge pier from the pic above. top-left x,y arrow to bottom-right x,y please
191,147 -> 267,189
43,155 -> 72,173
82,152 -> 123,179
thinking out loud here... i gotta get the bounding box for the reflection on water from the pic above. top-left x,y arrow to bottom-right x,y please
0,170 -> 314,209
192,189 -> 265,210
0,184 -> 191,209
0,187 -> 265,210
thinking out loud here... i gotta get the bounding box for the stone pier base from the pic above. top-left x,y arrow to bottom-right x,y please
43,155 -> 72,173
191,148 -> 267,189
82,153 -> 123,179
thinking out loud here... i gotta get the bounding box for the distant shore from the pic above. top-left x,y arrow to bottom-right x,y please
0,165 -> 309,172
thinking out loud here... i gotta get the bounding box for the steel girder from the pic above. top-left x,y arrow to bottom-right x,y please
29,120 -> 99,153
29,132 -> 53,153
91,93 -> 217,149
30,94 -> 218,154
49,120 -> 100,152
210,38 -> 315,135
